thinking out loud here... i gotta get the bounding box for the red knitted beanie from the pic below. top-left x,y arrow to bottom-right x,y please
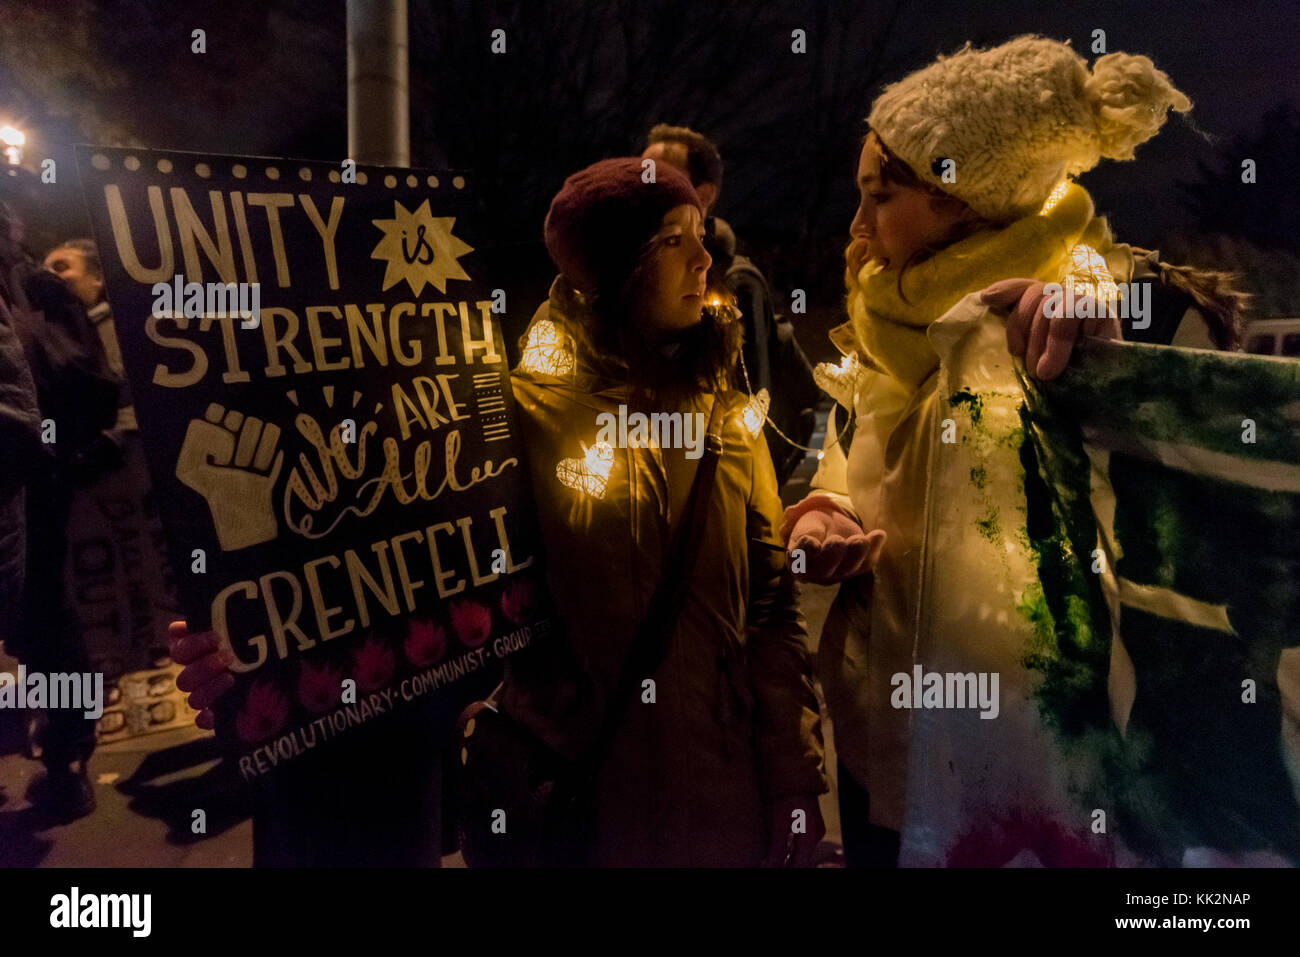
543,157 -> 700,296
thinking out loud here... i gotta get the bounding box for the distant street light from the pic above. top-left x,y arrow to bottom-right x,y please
1,125 -> 25,165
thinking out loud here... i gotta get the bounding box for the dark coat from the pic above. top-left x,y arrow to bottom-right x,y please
0,267 -> 43,642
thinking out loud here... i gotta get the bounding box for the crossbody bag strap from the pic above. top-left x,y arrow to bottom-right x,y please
580,391 -> 728,774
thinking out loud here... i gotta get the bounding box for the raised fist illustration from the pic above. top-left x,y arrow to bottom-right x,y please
175,402 -> 284,551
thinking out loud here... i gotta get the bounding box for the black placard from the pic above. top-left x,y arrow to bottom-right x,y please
77,147 -> 551,780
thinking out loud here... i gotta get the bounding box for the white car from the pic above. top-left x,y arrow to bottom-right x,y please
1242,318 -> 1300,358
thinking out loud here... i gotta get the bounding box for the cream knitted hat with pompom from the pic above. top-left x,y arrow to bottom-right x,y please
867,35 -> 1191,222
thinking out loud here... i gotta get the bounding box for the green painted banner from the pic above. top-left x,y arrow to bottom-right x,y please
1021,339 -> 1300,865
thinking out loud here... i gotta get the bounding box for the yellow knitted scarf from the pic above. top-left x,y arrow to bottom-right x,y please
847,183 -> 1129,391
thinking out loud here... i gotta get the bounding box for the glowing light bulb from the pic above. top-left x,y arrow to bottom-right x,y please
813,352 -> 860,410
742,389 -> 770,436
1065,244 -> 1120,314
1039,180 -> 1070,215
0,126 -> 24,166
555,440 -> 615,498
517,318 -> 574,376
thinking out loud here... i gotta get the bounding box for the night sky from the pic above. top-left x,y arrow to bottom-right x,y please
4,0 -> 1298,331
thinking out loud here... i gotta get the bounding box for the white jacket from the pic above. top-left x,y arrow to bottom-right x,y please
810,294 -> 1121,866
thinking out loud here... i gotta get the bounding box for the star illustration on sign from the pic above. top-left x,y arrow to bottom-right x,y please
370,199 -> 473,295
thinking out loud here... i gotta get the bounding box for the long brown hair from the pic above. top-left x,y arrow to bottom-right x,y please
558,239 -> 742,410
1153,260 -> 1250,350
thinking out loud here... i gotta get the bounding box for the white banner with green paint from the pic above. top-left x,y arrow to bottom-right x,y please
1021,337 -> 1299,866
908,310 -> 1298,867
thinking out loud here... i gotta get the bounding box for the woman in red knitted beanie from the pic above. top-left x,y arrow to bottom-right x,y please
536,156 -> 742,407
488,156 -> 829,866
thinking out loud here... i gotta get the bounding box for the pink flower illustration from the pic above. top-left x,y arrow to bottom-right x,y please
450,600 -> 492,648
500,578 -> 538,625
235,682 -> 290,743
298,659 -> 344,713
352,635 -> 396,693
404,618 -> 447,667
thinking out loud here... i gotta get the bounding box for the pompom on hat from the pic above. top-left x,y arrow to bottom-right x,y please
544,157 -> 700,296
867,35 -> 1192,222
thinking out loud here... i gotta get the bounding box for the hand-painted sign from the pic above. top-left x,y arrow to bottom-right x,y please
78,147 -> 551,779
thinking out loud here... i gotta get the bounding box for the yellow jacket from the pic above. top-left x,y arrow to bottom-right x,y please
501,280 -> 826,866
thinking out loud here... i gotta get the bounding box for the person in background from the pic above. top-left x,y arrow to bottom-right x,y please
643,124 -> 821,487
44,238 -> 180,680
0,207 -> 44,697
45,239 -> 136,438
0,199 -> 120,822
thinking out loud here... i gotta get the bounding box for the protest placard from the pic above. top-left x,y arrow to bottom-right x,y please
77,147 -> 551,780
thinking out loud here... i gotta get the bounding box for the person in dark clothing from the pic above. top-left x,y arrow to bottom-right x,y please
44,239 -> 136,436
0,224 -> 44,655
0,198 -> 120,822
642,125 -> 821,486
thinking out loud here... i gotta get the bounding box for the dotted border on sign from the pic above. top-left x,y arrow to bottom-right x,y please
86,152 -> 470,192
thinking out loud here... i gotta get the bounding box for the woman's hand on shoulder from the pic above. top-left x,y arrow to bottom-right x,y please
981,278 -> 1120,381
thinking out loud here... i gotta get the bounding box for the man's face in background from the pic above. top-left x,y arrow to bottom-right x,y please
44,245 -> 104,309
642,141 -> 718,213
